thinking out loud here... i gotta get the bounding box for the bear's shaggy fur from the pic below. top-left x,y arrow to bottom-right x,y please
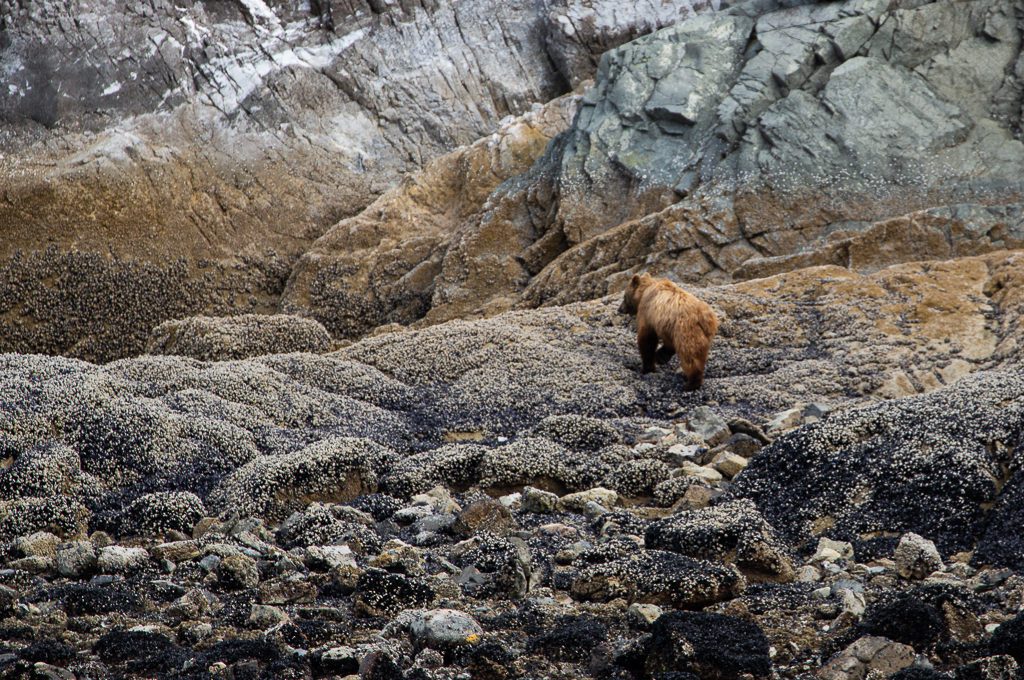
619,274 -> 719,390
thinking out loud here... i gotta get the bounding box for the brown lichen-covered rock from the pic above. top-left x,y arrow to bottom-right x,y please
281,95 -> 578,340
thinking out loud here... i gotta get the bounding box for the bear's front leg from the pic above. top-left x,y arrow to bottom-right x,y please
637,325 -> 659,374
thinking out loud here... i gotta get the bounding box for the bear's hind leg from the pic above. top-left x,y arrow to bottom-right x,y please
654,345 -> 675,365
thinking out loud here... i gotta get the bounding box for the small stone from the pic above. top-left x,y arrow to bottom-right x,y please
151,541 -> 201,563
894,533 -> 943,580
812,538 -> 854,562
831,579 -> 863,595
192,517 -> 219,539
304,545 -> 357,571
677,462 -> 722,483
89,532 -> 114,548
259,576 -> 317,604
672,484 -> 717,510
639,426 -> 673,442
558,487 -> 618,512
178,621 -> 214,645
627,603 -> 663,626
217,554 -> 260,590
687,407 -> 730,446
766,406 -> 804,435
13,532 -> 60,558
97,546 -> 150,574
838,589 -> 865,617
409,608 -> 483,649
316,646 -> 360,676
665,444 -> 703,465
0,585 -> 17,615
522,486 -> 559,513
168,589 -> 221,620
722,433 -> 764,458
710,451 -> 748,479
727,418 -> 771,444
946,562 -> 975,579
248,604 -> 289,628
818,636 -> 915,680
803,403 -> 831,420
796,566 -> 821,582
498,492 -> 521,510
8,556 -> 50,573
452,498 -> 515,537
410,486 -> 461,514
394,505 -> 434,524
812,586 -> 832,600
370,540 -> 425,575
199,555 -> 221,572
414,647 -> 445,669
29,663 -> 74,680
55,541 -> 97,578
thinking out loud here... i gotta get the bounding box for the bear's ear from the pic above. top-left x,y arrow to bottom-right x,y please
631,274 -> 641,286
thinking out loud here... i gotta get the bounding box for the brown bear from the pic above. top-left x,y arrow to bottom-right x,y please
618,273 -> 719,390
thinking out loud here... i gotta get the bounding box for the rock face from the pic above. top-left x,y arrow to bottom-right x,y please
5,0 -> 1021,357
0,0 -> 573,360
543,0 -> 728,88
280,95 -> 580,339
284,0 -> 1024,335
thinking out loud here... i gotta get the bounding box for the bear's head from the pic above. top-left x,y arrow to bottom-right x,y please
618,273 -> 653,315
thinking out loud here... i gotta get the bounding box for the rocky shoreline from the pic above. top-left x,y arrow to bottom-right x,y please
2,0 -> 1024,677
0,261 -> 1023,677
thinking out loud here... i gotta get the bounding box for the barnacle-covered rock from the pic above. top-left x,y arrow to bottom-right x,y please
531,415 -> 622,452
276,503 -> 382,553
147,314 -> 332,361
731,371 -> 1024,555
645,500 -> 795,581
570,550 -> 743,608
477,438 -> 609,493
643,611 -> 772,679
209,437 -> 395,521
0,497 -> 90,542
116,492 -> 206,538
0,443 -> 86,500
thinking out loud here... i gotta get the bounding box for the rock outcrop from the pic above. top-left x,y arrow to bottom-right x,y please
285,0 -> 1024,338
0,0 -> 572,360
